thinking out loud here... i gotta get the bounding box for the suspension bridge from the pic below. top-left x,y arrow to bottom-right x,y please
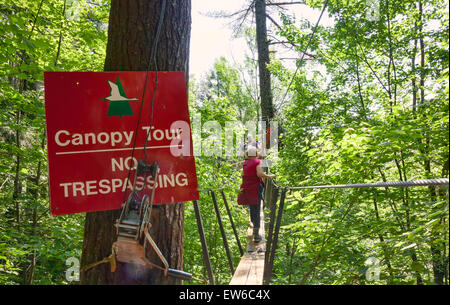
191,177 -> 449,285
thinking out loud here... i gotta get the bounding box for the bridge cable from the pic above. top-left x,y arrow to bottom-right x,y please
279,0 -> 329,108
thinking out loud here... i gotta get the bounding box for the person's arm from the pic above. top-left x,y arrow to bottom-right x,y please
218,160 -> 243,170
256,164 -> 275,179
230,160 -> 244,167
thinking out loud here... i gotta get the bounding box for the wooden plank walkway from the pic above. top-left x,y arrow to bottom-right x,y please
229,201 -> 265,285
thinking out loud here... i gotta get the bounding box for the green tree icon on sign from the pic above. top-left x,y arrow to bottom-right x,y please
104,77 -> 139,118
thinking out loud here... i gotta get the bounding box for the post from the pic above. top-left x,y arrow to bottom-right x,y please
210,191 -> 234,274
263,188 -> 278,284
192,200 -> 215,285
221,190 -> 244,256
264,188 -> 286,284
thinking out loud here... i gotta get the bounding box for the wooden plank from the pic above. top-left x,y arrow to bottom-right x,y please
230,201 -> 265,285
229,254 -> 252,285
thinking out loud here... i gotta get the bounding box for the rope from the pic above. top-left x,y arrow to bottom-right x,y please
278,0 -> 329,107
81,250 -> 116,274
273,178 -> 449,190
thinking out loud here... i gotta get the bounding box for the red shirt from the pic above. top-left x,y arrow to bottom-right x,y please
238,158 -> 263,205
242,158 -> 261,176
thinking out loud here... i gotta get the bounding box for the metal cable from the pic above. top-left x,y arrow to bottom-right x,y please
280,178 -> 449,190
143,0 -> 167,162
278,0 -> 329,108
122,0 -> 167,203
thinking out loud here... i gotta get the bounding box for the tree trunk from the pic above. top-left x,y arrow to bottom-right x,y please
13,110 -> 21,232
411,32 -> 418,114
255,0 -> 274,126
22,136 -> 44,285
371,191 -> 394,282
80,0 -> 191,285
418,0 -> 425,109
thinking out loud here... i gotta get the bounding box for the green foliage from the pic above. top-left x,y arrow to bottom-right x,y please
0,0 -> 448,286
267,0 -> 449,285
0,0 -> 108,284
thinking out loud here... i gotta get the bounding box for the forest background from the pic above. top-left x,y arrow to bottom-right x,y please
0,0 -> 448,285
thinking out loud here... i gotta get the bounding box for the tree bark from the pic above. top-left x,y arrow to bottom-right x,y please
80,0 -> 191,285
255,0 -> 274,124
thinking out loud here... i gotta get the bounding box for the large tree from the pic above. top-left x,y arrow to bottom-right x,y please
80,0 -> 191,285
255,0 -> 274,123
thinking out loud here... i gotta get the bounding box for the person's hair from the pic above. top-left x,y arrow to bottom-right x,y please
245,146 -> 258,158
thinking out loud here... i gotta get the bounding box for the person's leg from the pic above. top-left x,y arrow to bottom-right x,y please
252,184 -> 263,242
249,204 -> 260,228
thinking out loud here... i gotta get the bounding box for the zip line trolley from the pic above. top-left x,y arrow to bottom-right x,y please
111,160 -> 192,281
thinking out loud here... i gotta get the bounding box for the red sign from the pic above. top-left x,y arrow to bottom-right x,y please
44,71 -> 199,215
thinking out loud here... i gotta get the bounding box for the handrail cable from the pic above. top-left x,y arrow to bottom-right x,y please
271,178 -> 449,190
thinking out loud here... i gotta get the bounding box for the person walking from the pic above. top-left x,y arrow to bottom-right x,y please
237,146 -> 275,242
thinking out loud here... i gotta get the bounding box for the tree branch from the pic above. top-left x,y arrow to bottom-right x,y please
355,43 -> 390,94
267,1 -> 304,6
